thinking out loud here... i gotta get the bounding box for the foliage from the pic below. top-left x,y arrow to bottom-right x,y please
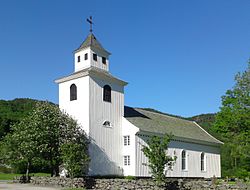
60,115 -> 90,178
211,61 -> 250,178
0,98 -> 39,140
142,134 -> 176,183
0,101 -> 90,178
0,165 -> 13,174
0,116 -> 42,177
124,175 -> 136,180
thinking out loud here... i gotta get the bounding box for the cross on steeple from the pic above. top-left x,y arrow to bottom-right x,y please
87,16 -> 93,33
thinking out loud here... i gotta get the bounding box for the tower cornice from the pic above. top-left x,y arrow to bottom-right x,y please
55,66 -> 127,86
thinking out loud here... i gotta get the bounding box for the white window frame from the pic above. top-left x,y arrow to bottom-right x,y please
201,152 -> 206,172
181,150 -> 187,171
124,155 -> 130,166
123,135 -> 130,146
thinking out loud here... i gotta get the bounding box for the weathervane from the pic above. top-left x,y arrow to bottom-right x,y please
87,16 -> 93,33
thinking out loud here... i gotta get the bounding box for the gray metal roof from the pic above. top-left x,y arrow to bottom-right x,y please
74,33 -> 110,55
124,106 -> 223,145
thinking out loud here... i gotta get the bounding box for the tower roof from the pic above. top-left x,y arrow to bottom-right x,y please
74,33 -> 111,55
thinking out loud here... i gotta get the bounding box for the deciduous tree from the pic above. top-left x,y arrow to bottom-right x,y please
211,61 -> 250,178
142,134 -> 176,183
0,101 -> 90,178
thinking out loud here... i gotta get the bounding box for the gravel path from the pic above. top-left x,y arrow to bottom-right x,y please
0,182 -> 61,190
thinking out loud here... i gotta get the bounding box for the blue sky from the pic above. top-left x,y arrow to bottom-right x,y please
0,0 -> 249,117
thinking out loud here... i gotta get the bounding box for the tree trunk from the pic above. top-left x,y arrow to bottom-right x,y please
26,161 -> 30,182
234,157 -> 237,168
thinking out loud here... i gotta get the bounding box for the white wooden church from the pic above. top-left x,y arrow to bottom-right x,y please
55,22 -> 223,178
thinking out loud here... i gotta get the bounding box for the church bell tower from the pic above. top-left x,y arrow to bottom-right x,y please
73,16 -> 111,72
55,17 -> 127,176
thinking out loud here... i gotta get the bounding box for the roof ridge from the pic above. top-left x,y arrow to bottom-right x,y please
135,107 -> 194,123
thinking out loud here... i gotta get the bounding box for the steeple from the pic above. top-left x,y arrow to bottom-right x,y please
74,18 -> 111,72
74,33 -> 110,55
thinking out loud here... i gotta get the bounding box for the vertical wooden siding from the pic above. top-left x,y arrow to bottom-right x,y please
135,135 -> 221,178
88,76 -> 124,175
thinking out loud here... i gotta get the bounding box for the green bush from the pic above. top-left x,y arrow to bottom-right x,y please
124,175 -> 136,180
0,165 -> 13,173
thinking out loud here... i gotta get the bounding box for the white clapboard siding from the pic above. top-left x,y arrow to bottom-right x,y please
74,48 -> 109,72
88,76 -> 124,175
135,134 -> 221,178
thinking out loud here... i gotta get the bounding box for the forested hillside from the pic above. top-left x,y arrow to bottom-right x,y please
0,98 -> 44,139
141,108 -> 216,131
188,113 -> 216,132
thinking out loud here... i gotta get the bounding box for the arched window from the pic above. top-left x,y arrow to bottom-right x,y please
103,85 -> 111,102
103,121 -> 111,127
181,150 -> 186,170
201,152 -> 205,171
70,84 -> 77,101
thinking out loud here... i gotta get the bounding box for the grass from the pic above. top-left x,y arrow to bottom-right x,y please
0,173 -> 22,180
0,173 -> 50,180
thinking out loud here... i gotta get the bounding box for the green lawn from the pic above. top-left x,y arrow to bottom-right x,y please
0,173 -> 22,180
0,173 -> 50,180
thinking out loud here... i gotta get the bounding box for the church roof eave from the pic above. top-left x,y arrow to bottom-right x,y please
137,130 -> 222,147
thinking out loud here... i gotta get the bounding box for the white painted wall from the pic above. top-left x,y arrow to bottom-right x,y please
74,49 -> 91,72
58,76 -> 90,135
88,76 -> 124,175
74,48 -> 109,72
135,134 -> 221,178
122,118 -> 139,176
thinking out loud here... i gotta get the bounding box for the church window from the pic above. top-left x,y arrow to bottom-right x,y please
181,150 -> 187,170
77,56 -> 80,62
124,155 -> 130,166
124,136 -> 130,146
103,85 -> 111,102
70,84 -> 77,101
84,53 -> 88,60
102,57 -> 106,64
201,152 -> 205,171
103,121 -> 111,127
93,53 -> 97,61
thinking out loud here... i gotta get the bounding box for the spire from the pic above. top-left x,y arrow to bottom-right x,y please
74,17 -> 111,55
74,33 -> 110,55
